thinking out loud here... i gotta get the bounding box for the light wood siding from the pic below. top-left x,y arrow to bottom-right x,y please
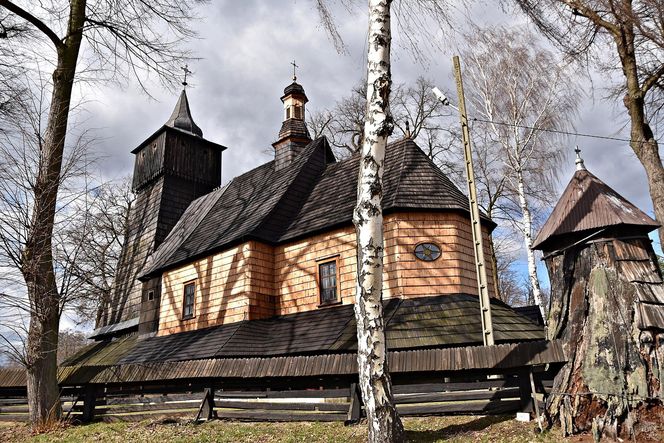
275,227 -> 358,314
157,241 -> 275,336
276,212 -> 495,315
157,211 -> 495,332
383,212 -> 496,299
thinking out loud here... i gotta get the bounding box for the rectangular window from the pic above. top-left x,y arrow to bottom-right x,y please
318,260 -> 338,305
147,290 -> 155,301
183,282 -> 195,319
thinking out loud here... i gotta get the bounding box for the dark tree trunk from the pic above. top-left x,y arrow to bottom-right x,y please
615,19 -> 664,251
21,0 -> 86,426
545,236 -> 663,440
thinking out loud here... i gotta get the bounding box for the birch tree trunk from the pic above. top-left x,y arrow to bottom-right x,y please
353,0 -> 404,441
19,0 -> 86,426
515,166 -> 546,326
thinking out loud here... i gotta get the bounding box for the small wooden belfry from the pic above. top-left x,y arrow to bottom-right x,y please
532,149 -> 664,439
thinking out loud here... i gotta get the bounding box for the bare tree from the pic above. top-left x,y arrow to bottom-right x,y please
0,0 -> 204,425
308,82 -> 367,158
514,0 -> 664,251
57,178 -> 133,327
460,26 -> 579,325
391,77 -> 461,176
309,77 -> 461,178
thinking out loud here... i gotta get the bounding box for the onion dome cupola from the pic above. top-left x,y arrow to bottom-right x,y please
273,65 -> 312,171
532,147 -> 660,253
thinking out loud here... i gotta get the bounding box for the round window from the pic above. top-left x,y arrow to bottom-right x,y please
414,242 -> 441,261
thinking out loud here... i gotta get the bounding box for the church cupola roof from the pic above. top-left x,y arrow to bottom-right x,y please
273,66 -> 312,171
532,149 -> 659,251
165,89 -> 203,137
282,81 -> 307,99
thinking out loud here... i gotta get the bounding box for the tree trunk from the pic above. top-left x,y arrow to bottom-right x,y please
515,167 -> 546,325
615,21 -> 664,251
545,237 -> 663,440
624,99 -> 664,252
21,0 -> 86,426
353,1 -> 404,442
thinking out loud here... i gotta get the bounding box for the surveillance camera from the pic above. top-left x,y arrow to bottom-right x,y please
431,87 -> 449,106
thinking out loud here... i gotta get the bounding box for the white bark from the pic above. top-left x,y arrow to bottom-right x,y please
515,166 -> 546,326
353,0 -> 403,442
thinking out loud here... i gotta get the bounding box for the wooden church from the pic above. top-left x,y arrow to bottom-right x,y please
0,78 -> 567,424
87,78 -> 544,351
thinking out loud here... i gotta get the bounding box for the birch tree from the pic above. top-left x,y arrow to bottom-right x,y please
352,0 -> 404,440
514,0 -> 664,251
461,27 -> 579,324
0,0 -> 203,425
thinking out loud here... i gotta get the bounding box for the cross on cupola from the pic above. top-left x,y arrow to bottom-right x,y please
291,60 -> 298,81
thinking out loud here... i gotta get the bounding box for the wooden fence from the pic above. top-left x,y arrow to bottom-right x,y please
0,372 -> 553,423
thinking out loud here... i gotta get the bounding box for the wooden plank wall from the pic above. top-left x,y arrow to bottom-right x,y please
158,241 -> 276,335
275,211 -> 495,315
157,211 -> 496,333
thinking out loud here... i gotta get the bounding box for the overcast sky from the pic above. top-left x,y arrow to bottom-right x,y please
73,1 -> 660,297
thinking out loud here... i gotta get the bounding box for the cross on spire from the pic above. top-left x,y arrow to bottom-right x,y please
575,145 -> 586,171
181,64 -> 192,88
290,60 -> 298,82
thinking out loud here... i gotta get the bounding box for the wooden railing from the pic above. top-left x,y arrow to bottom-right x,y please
0,373 -> 553,423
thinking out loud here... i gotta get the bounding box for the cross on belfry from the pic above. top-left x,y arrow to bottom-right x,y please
290,60 -> 298,81
181,64 -> 192,88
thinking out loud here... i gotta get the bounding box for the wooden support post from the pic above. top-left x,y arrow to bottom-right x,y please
452,55 -> 494,346
345,383 -> 362,425
529,369 -> 543,432
517,369 -> 534,413
81,385 -> 97,423
196,388 -> 215,421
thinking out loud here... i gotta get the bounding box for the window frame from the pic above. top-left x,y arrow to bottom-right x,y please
414,242 -> 442,262
182,280 -> 196,320
146,289 -> 155,302
316,256 -> 341,307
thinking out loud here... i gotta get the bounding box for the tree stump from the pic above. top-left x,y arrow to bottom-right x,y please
544,237 -> 664,440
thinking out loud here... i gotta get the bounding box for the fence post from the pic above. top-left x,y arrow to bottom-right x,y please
81,384 -> 97,423
345,383 -> 361,425
517,368 -> 534,414
197,387 -> 215,421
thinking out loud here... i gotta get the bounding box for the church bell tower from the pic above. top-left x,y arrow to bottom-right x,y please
95,85 -> 227,337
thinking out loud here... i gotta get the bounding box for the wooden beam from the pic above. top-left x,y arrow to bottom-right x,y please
345,383 -> 361,425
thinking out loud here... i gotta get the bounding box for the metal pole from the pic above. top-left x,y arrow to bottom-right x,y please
452,55 -> 495,346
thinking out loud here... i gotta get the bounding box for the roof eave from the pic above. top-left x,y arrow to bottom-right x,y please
130,125 -> 228,154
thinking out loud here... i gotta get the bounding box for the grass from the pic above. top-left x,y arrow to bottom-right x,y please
0,416 -> 573,443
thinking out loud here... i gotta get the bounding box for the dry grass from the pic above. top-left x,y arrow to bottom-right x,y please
0,415 -> 572,442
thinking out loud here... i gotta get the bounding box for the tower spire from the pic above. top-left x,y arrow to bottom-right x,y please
574,146 -> 586,171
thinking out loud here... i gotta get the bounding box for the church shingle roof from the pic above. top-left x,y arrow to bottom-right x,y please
106,294 -> 544,364
532,167 -> 659,251
140,137 -> 493,279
